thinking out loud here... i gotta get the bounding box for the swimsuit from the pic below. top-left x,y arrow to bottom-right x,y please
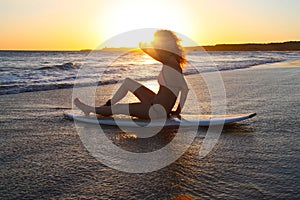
157,64 -> 184,92
151,65 -> 188,118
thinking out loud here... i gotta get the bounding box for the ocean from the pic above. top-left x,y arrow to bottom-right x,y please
1,50 -> 299,95
1,50 -> 300,199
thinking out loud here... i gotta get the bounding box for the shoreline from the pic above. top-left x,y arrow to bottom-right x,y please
1,58 -> 299,97
252,59 -> 300,68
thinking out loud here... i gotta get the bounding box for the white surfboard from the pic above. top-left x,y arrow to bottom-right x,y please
64,112 -> 256,127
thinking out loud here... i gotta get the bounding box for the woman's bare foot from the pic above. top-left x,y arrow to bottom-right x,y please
74,98 -> 92,116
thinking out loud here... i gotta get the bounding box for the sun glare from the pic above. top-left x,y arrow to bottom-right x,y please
97,0 -> 190,47
1,0 -> 299,50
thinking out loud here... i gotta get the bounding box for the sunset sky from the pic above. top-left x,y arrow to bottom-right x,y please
1,0 -> 300,50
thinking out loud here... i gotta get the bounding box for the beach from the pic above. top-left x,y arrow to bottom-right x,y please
1,61 -> 299,199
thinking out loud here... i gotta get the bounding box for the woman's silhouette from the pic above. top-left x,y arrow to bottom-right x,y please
74,30 -> 189,119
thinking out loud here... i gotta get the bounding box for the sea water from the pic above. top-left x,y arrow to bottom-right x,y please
0,50 -> 299,95
1,50 -> 299,199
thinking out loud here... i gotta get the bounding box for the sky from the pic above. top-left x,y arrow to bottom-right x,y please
0,0 -> 300,50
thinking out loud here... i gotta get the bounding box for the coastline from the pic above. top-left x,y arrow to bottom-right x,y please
1,62 -> 299,199
99,41 -> 300,52
252,59 -> 300,68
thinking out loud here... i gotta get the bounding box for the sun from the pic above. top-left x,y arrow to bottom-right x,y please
97,0 -> 191,47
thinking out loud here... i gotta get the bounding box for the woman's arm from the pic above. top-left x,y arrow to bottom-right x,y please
140,42 -> 176,64
142,48 -> 162,63
139,42 -> 162,62
172,80 -> 189,116
174,88 -> 189,115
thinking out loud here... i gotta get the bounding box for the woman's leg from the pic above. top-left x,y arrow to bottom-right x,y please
74,98 -> 166,119
74,78 -> 156,117
74,98 -> 94,116
110,78 -> 156,104
94,103 -> 150,118
96,102 -> 166,119
74,98 -> 150,118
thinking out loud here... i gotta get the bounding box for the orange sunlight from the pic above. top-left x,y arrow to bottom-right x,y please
0,0 -> 299,50
96,0 -> 193,48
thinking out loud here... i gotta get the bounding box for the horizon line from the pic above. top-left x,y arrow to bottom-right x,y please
0,40 -> 299,51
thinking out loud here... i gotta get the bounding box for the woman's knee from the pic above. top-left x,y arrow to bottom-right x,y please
123,78 -> 141,92
124,77 -> 136,85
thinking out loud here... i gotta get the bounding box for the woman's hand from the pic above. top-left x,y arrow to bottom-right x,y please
169,110 -> 181,119
139,42 -> 150,49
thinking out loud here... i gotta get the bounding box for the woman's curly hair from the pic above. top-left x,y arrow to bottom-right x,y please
153,30 -> 187,67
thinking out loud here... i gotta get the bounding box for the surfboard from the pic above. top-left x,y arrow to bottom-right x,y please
64,112 -> 256,127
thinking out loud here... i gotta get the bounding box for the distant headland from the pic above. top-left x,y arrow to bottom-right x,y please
92,41 -> 300,52
192,41 -> 300,51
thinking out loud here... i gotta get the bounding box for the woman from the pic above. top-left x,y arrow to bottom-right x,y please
74,30 -> 189,119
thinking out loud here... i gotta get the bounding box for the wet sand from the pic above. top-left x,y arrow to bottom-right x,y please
1,61 -> 299,199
